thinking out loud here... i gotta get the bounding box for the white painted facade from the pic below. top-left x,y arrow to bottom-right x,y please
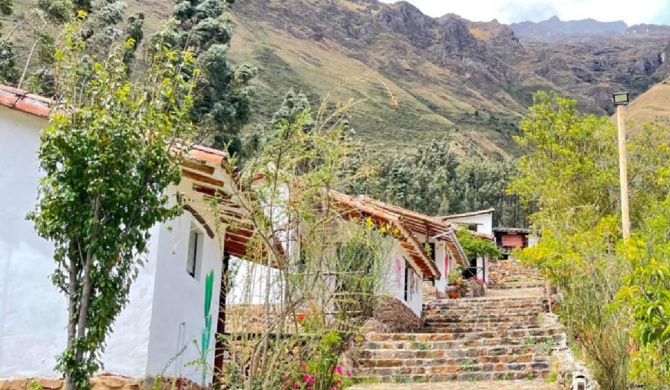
445,212 -> 494,236
228,257 -> 283,305
228,236 -> 427,317
0,106 -> 224,384
381,243 -> 423,316
444,210 -> 495,283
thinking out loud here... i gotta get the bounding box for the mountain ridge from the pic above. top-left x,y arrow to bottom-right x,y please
5,0 -> 670,157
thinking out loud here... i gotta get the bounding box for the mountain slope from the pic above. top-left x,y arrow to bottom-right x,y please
5,0 -> 670,157
226,0 -> 670,156
510,16 -> 627,41
626,76 -> 670,125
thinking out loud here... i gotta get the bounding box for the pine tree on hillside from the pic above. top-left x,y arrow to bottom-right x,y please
272,88 -> 315,132
154,0 -> 257,155
4,0 -> 144,94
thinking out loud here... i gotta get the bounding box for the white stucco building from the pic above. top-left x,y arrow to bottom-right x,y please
329,192 -> 468,316
442,209 -> 496,283
0,86 -> 259,385
228,192 -> 471,317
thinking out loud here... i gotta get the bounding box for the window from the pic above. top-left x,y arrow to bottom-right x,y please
187,230 -> 200,278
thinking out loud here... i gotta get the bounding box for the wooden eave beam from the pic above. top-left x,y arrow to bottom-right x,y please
181,159 -> 216,175
182,169 -> 225,188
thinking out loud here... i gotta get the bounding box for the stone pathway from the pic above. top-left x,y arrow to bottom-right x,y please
486,286 -> 545,298
348,379 -> 558,389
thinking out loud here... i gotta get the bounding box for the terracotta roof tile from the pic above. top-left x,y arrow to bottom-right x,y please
0,84 -> 51,118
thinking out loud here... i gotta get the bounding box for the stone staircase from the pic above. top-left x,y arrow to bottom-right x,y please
354,290 -> 564,384
488,260 -> 546,289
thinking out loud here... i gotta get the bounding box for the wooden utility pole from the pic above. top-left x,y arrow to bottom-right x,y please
616,104 -> 631,241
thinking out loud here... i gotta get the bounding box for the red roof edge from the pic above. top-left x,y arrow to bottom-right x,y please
0,84 -> 52,118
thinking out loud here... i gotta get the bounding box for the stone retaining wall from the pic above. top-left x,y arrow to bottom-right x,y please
489,259 -> 543,287
363,296 -> 422,334
0,375 -> 204,390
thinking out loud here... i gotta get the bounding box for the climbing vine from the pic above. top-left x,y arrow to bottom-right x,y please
455,230 -> 501,261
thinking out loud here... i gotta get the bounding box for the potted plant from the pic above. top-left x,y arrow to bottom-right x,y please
446,272 -> 463,299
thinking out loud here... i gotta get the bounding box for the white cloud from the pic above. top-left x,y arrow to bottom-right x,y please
378,0 -> 669,25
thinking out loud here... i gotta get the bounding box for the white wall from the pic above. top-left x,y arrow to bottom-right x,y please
101,224 -> 160,377
0,109 -> 67,378
0,109 -> 160,379
228,258 -> 283,305
381,244 -> 423,317
146,211 -> 223,385
446,213 -> 494,236
433,242 -> 448,293
0,107 -> 222,384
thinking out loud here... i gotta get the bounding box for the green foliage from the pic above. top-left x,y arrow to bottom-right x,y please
616,199 -> 670,386
512,91 -> 670,388
0,0 -> 19,84
27,21 -> 196,390
354,137 -> 529,227
455,230 -> 502,261
5,0 -> 145,94
272,88 -> 315,132
219,93 -> 390,389
154,0 -> 256,154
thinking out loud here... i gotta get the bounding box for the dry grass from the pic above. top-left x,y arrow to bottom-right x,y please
626,76 -> 670,125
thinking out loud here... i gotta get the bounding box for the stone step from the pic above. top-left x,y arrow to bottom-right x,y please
355,370 -> 550,382
362,334 -> 564,351
424,312 -> 540,324
365,327 -> 564,343
426,302 -> 545,311
423,321 -> 543,333
355,363 -> 551,382
358,356 -> 551,370
424,308 -> 544,318
426,302 -> 545,312
489,283 -> 545,290
359,344 -> 553,361
427,297 -> 545,307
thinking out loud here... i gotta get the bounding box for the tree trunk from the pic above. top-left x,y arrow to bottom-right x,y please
75,198 -> 101,362
65,256 -> 80,390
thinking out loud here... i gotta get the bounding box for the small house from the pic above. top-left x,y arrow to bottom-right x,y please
493,227 -> 536,259
0,85 -> 270,385
441,209 -> 496,283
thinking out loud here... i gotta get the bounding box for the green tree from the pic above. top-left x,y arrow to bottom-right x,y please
27,22 -> 196,389
272,88 -> 315,131
154,0 -> 256,154
6,0 -> 143,94
0,0 -> 20,84
365,137 -> 523,224
511,92 -> 670,388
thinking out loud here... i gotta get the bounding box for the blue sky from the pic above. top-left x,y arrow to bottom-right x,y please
378,0 -> 670,25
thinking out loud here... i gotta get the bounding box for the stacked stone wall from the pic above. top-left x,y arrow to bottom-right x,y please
363,296 -> 422,334
0,376 -> 204,390
489,259 -> 544,288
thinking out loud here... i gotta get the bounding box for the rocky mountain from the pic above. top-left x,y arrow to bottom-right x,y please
6,0 -> 670,158
510,16 -> 627,41
627,24 -> 670,36
222,0 -> 670,156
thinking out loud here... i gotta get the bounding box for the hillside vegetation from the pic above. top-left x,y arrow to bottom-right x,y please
6,0 -> 670,157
